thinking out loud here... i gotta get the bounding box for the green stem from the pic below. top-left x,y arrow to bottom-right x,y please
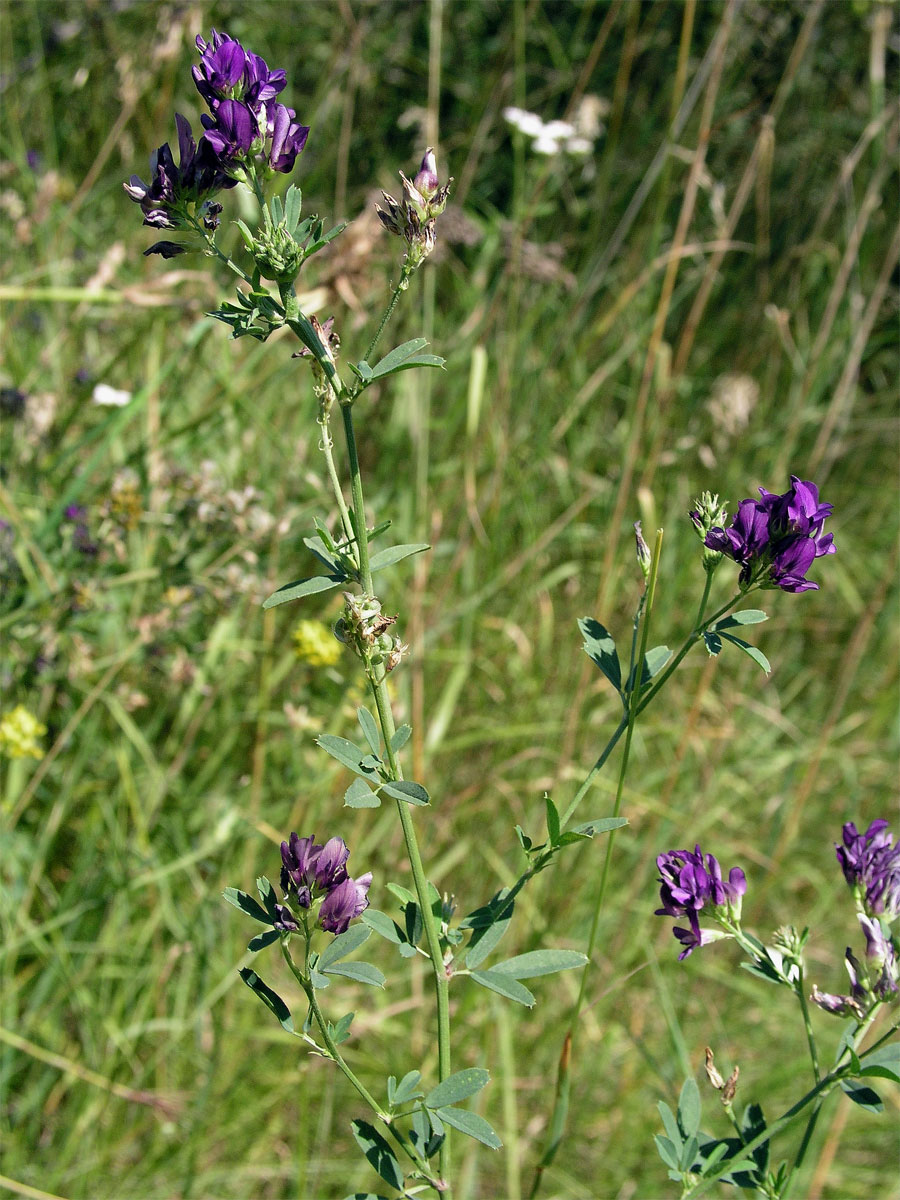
560,570 -> 735,831
635,581 -> 745,718
281,944 -> 438,1187
192,219 -> 253,284
797,969 -> 821,1083
530,534 -> 664,1197
317,416 -> 355,546
339,398 -> 453,1190
340,402 -> 373,583
364,271 -> 410,363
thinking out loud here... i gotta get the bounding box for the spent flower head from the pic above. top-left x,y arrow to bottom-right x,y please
836,819 -> 900,920
703,475 -> 835,592
655,844 -> 746,959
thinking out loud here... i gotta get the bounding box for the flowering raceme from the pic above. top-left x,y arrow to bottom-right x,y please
836,819 -> 900,921
124,30 -> 309,251
700,475 -> 835,592
280,832 -> 372,935
655,845 -> 746,959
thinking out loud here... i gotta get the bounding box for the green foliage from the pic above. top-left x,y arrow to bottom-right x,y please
3,1 -> 897,1197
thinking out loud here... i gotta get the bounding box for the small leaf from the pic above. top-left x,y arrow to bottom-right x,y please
357,707 -> 381,755
391,724 -> 412,752
303,221 -> 347,256
256,876 -> 279,919
238,968 -> 294,1031
642,645 -> 671,683
322,961 -> 386,987
247,928 -> 281,952
330,1011 -> 354,1044
571,816 -> 629,838
309,967 -> 330,989
712,610 -> 768,628
302,536 -> 342,573
223,887 -> 272,925
380,780 -> 430,806
545,795 -> 560,845
317,924 -> 371,968
678,1078 -> 701,1138
370,337 -> 427,370
317,734 -> 377,778
719,631 -> 770,674
703,631 -> 723,656
368,339 -> 445,380
283,185 -> 302,234
490,949 -> 588,979
465,912 -> 514,968
657,1101 -> 683,1149
351,360 -> 374,382
654,1135 -> 680,1170
680,1135 -> 700,1173
859,1042 -> 900,1084
369,543 -> 431,573
350,1120 -> 404,1191
345,779 -> 381,808
425,1068 -> 491,1109
469,969 -> 535,1007
392,1070 -> 423,1106
434,1106 -> 501,1149
840,1079 -> 883,1113
386,882 -> 416,907
579,617 -> 622,692
362,909 -> 406,944
263,573 -> 347,608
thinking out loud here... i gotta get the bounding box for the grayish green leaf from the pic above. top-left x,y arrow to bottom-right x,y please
380,780 -> 430,806
350,1120 -> 404,1191
263,573 -> 346,609
321,961 -> 386,987
223,887 -> 271,925
579,617 -> 622,692
435,1106 -> 502,1149
369,543 -> 431,573
469,969 -> 535,1007
345,779 -> 381,808
490,949 -> 588,979
238,968 -> 293,1031
317,924 -> 371,968
425,1068 -> 490,1109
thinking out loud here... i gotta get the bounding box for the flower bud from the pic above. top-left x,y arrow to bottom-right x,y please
634,520 -> 651,584
413,148 -> 440,199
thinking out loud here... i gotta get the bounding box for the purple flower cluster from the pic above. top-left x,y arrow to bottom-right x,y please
125,30 -> 309,246
63,505 -> 98,557
700,476 -> 835,593
656,845 -> 746,959
836,819 -> 900,921
280,832 -> 372,935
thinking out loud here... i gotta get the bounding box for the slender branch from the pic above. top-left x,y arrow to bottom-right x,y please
338,397 -> 454,1191
364,270 -> 411,363
281,944 -> 439,1188
530,534 -> 664,1197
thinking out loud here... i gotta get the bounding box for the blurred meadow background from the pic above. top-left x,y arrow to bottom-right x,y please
1,1 -> 898,1197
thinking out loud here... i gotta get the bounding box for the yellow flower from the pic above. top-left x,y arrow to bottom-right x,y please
0,705 -> 47,760
292,619 -> 342,668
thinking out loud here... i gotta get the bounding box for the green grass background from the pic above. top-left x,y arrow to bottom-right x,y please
1,1 -> 898,1197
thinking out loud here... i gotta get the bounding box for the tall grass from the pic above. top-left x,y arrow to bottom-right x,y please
1,2 -> 897,1198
